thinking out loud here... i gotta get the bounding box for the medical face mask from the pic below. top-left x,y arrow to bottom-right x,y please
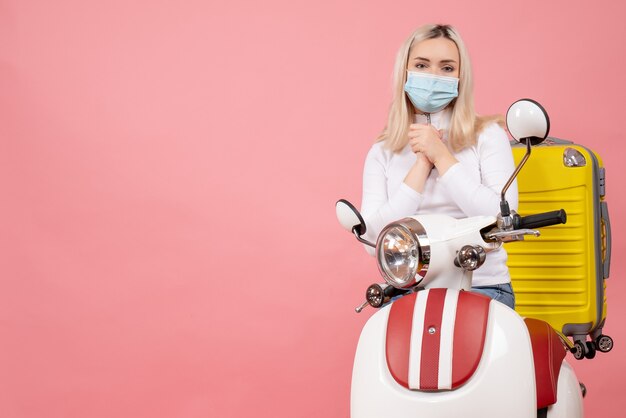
404,72 -> 459,114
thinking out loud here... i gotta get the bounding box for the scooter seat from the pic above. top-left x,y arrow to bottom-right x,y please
524,318 -> 568,409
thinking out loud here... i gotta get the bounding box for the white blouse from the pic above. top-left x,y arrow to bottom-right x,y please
361,110 -> 518,287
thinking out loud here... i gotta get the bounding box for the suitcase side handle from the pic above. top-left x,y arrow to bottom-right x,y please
601,201 -> 612,279
514,209 -> 567,229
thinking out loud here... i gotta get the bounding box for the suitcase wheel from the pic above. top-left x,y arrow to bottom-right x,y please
584,341 -> 596,359
595,335 -> 614,353
571,341 -> 586,360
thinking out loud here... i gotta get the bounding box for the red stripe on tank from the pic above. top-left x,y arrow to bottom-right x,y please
385,292 -> 417,389
451,291 -> 491,388
419,289 -> 447,389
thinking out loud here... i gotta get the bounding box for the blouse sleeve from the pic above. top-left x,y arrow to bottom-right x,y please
360,144 -> 423,254
437,124 -> 518,217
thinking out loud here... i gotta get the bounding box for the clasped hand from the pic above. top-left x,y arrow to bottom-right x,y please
408,123 -> 451,166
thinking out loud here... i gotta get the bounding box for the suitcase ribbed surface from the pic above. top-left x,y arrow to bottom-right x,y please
506,141 -> 607,336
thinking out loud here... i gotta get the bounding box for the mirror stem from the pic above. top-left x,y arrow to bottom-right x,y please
353,228 -> 376,248
500,139 -> 532,215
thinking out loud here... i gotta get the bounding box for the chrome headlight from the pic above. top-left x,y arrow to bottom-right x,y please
376,218 -> 429,288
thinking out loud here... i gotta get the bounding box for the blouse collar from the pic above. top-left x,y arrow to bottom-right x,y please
413,107 -> 452,131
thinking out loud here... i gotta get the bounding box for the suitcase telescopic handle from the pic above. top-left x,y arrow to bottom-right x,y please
601,201 -> 611,279
514,209 -> 567,229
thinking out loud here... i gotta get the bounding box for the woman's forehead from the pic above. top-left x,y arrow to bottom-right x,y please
409,38 -> 459,62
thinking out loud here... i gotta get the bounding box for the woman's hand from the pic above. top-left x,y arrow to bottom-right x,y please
414,151 -> 433,170
408,124 -> 458,175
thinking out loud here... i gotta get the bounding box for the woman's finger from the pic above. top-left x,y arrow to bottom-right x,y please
409,137 -> 422,147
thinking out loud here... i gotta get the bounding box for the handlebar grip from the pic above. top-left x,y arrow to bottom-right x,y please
514,209 -> 567,229
383,285 -> 411,299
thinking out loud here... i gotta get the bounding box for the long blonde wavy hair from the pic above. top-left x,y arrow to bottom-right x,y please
378,24 -> 502,152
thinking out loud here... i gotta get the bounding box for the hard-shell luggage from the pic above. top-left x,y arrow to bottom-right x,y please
506,138 -> 613,359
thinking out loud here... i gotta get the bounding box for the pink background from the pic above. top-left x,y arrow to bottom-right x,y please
1,0 -> 625,417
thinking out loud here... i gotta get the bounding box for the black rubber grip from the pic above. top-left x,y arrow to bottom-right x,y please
514,209 -> 567,229
383,285 -> 411,299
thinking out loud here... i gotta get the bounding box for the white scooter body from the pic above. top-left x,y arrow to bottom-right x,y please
350,214 -> 584,418
339,99 -> 588,418
352,294 -> 583,418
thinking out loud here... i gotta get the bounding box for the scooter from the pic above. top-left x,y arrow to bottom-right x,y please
336,99 -> 585,418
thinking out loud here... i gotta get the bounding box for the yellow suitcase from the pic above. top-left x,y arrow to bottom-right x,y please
506,138 -> 613,360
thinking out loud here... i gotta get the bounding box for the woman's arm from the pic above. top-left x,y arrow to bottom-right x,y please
360,145 -> 425,254
437,124 -> 519,217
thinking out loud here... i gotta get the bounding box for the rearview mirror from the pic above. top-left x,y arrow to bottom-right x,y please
336,199 -> 366,235
506,99 -> 550,145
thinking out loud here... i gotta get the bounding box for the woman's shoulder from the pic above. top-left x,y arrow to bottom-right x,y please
476,118 -> 509,146
470,121 -> 512,162
475,114 -> 505,134
366,140 -> 396,161
478,122 -> 507,138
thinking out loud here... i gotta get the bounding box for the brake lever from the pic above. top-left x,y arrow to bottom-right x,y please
486,228 -> 540,242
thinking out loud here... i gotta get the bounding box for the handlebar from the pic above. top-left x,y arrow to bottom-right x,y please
513,209 -> 567,229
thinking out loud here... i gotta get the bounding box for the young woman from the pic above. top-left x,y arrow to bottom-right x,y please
360,24 -> 518,309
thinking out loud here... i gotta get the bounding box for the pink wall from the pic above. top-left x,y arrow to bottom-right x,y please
1,0 -> 625,417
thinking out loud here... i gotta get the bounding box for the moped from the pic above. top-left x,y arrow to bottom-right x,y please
336,100 -> 586,418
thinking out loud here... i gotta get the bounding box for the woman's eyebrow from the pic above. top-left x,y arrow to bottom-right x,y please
412,57 -> 457,64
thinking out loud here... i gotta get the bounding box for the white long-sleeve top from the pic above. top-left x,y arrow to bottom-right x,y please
361,110 -> 518,287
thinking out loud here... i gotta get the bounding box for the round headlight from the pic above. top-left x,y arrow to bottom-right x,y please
376,219 -> 429,288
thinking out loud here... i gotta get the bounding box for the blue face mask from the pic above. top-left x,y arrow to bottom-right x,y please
404,72 -> 459,114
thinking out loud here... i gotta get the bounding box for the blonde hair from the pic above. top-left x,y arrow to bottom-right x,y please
378,24 -> 503,152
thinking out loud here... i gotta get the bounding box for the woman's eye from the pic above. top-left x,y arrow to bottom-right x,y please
443,66 -> 455,72
415,63 -> 427,69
